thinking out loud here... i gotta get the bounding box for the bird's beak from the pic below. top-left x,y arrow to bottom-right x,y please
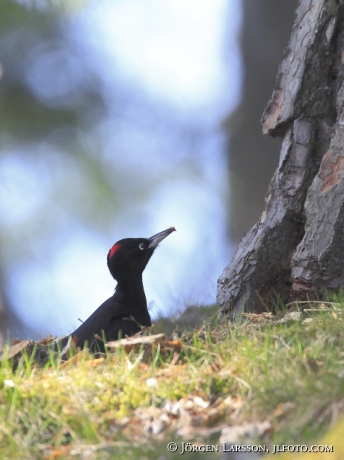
148,227 -> 176,249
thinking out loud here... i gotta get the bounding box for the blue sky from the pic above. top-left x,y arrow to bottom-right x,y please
1,0 -> 242,337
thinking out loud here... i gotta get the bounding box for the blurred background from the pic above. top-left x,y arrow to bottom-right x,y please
0,0 -> 297,344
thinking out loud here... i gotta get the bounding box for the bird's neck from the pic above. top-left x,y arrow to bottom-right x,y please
115,275 -> 151,326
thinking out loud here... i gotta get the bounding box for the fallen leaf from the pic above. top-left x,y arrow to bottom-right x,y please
0,340 -> 31,362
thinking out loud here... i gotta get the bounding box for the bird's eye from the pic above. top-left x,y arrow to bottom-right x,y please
139,242 -> 145,250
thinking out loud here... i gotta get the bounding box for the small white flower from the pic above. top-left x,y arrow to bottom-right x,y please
146,378 -> 158,388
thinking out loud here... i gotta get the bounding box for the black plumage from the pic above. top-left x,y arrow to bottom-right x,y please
58,227 -> 175,353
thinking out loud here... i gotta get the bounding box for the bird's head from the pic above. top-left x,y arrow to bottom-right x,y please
107,227 -> 176,281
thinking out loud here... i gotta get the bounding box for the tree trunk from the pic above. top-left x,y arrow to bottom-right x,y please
217,0 -> 344,317
225,0 -> 298,243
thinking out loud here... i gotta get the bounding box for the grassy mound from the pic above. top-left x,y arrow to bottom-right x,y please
1,298 -> 344,458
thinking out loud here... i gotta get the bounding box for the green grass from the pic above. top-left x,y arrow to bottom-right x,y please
1,298 -> 344,459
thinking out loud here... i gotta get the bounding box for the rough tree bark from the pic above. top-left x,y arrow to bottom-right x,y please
217,0 -> 344,317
